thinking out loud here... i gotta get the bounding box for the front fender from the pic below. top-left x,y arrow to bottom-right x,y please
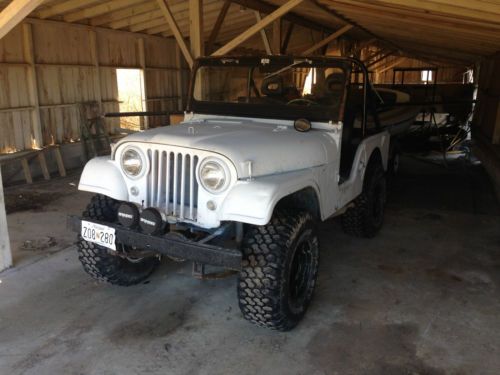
220,169 -> 321,226
78,157 -> 129,201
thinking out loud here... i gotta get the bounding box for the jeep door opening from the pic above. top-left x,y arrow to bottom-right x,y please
70,56 -> 394,331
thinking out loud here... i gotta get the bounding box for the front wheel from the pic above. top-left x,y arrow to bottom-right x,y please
238,209 -> 319,331
77,195 -> 160,286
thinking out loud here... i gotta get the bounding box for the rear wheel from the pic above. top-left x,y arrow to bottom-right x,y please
388,141 -> 401,177
238,209 -> 319,331
341,160 -> 387,238
77,195 -> 160,286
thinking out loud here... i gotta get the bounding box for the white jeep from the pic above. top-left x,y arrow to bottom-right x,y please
71,56 -> 394,331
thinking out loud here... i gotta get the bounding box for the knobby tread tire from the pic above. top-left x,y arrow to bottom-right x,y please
341,161 -> 387,238
238,209 -> 319,331
77,195 -> 159,286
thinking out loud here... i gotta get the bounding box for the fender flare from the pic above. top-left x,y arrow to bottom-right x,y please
78,157 -> 129,201
220,169 -> 321,226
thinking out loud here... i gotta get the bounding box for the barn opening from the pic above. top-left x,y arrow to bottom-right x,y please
116,68 -> 146,131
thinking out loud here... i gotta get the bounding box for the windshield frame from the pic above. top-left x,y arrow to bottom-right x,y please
187,56 -> 369,131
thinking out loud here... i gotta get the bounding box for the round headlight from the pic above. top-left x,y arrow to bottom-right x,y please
199,159 -> 229,193
121,148 -> 143,177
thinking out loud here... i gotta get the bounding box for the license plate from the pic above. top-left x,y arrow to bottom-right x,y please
81,220 -> 116,250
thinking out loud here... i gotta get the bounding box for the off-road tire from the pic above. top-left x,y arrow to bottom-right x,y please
341,161 -> 387,238
238,209 -> 319,331
77,194 -> 159,286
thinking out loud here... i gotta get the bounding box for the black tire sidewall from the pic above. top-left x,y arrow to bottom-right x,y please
364,164 -> 387,234
238,210 -> 320,331
282,222 -> 319,320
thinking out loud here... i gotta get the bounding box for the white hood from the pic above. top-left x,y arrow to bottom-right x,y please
116,116 -> 337,178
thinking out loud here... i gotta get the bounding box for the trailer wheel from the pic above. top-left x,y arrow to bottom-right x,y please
238,209 -> 319,331
77,195 -> 159,286
341,161 -> 387,238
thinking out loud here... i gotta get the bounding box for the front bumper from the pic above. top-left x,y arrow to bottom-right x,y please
68,216 -> 242,270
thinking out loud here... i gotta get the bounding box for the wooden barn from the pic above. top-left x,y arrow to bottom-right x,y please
0,1 -> 499,373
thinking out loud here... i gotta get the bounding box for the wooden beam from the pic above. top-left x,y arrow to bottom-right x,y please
212,0 -> 305,56
64,0 -> 146,23
38,0 -> 102,19
22,23 -> 43,148
0,167 -> 12,271
368,0 -> 500,24
272,19 -> 281,54
352,38 -> 377,58
230,0 -> 333,34
301,25 -> 353,55
37,152 -> 50,180
281,22 -> 294,54
90,2 -> 158,26
189,0 -> 203,58
158,10 -> 249,38
363,48 -> 389,65
20,158 -> 32,184
376,57 -> 406,74
137,3 -> 225,35
53,147 -> 66,177
0,0 -> 44,40
367,50 -> 396,68
254,11 -> 271,55
206,0 -> 230,54
156,0 -> 193,68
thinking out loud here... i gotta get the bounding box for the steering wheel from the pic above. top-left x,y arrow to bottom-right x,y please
286,98 -> 318,106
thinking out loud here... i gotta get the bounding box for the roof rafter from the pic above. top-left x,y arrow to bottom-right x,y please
213,0 -> 305,56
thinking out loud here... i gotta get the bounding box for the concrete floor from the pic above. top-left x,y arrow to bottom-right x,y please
1,156 -> 499,375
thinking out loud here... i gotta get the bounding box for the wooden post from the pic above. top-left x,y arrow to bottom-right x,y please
272,19 -> 281,55
254,11 -> 272,55
137,38 -> 149,129
0,168 -> 13,272
189,0 -> 203,100
89,30 -> 102,105
175,44 -> 184,111
189,0 -> 203,58
281,22 -> 294,54
22,23 -> 43,149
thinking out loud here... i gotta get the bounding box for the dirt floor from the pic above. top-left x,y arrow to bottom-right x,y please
0,156 -> 499,375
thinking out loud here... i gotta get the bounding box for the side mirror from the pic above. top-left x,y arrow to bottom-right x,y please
294,118 -> 311,133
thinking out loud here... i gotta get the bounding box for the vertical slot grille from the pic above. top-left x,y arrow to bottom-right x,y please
147,149 -> 199,221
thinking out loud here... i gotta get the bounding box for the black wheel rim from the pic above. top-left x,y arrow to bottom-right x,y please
289,234 -> 314,309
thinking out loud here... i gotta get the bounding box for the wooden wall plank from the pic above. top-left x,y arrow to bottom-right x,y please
22,23 -> 42,148
0,18 -> 192,153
